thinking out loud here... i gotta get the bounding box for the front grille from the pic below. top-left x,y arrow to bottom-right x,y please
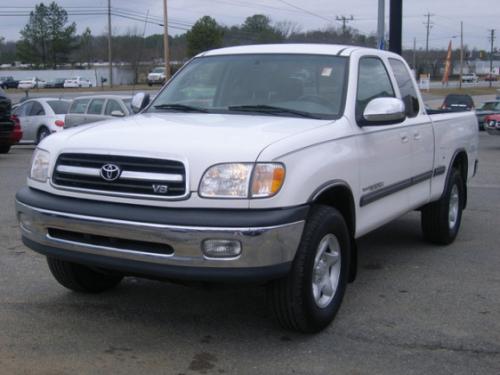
48,228 -> 174,255
52,153 -> 187,198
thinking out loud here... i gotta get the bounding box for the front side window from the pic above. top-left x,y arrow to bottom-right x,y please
16,102 -> 32,117
389,58 -> 420,117
148,54 -> 349,119
87,99 -> 105,115
356,57 -> 395,121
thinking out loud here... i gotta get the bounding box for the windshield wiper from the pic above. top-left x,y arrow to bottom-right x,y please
227,104 -> 321,119
154,103 -> 209,113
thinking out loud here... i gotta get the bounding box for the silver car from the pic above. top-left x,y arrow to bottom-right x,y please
13,98 -> 71,144
65,95 -> 132,129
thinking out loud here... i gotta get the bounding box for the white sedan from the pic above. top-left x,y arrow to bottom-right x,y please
12,98 -> 71,144
18,77 -> 46,90
63,77 -> 93,88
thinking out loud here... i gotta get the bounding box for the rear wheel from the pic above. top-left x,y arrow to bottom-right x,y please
421,168 -> 464,245
0,144 -> 11,154
47,257 -> 123,293
36,126 -> 50,144
268,205 -> 350,333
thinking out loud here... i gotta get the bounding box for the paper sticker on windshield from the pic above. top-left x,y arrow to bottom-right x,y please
321,67 -> 333,77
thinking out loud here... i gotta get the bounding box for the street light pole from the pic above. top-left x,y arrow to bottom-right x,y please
377,0 -> 385,49
107,0 -> 113,87
163,0 -> 170,80
459,21 -> 463,89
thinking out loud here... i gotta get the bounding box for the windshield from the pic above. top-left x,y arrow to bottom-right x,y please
153,68 -> 165,73
148,54 -> 348,119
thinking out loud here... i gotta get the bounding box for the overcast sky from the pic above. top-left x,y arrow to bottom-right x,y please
0,0 -> 497,51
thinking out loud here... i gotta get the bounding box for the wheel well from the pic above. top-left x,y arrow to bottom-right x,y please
451,151 -> 468,209
314,185 -> 355,237
313,184 -> 357,282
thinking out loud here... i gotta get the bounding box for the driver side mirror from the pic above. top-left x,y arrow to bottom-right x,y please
131,92 -> 150,114
361,97 -> 406,126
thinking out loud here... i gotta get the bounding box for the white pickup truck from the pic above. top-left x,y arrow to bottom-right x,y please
16,44 -> 479,333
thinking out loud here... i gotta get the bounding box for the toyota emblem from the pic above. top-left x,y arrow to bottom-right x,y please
100,163 -> 121,182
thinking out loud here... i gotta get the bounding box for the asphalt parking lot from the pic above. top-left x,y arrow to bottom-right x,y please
0,133 -> 499,374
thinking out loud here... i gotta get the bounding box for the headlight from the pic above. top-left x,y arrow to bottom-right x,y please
30,148 -> 51,182
199,163 -> 253,198
199,163 -> 285,199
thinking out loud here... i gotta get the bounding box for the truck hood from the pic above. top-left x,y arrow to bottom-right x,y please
42,112 -> 332,185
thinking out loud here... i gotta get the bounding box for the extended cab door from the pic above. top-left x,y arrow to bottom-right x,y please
354,56 -> 412,234
388,58 -> 434,208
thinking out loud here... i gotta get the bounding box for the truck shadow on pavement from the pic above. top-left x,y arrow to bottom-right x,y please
37,211 -> 438,336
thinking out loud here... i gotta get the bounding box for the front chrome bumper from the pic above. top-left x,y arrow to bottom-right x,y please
16,200 -> 305,275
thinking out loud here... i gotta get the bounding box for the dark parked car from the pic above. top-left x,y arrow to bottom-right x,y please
44,78 -> 67,89
0,76 -> 19,89
475,100 -> 500,131
0,88 -> 14,153
440,94 -> 475,111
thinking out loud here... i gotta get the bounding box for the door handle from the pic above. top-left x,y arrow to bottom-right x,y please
401,135 -> 409,143
414,132 -> 422,140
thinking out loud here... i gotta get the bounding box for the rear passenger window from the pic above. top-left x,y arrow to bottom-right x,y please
69,99 -> 90,114
29,101 -> 45,116
389,59 -> 420,117
356,57 -> 395,121
104,100 -> 123,115
87,99 -> 105,115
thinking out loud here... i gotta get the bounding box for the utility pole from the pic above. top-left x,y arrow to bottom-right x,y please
413,37 -> 416,72
107,0 -> 113,87
489,29 -> 496,88
336,15 -> 354,36
459,21 -> 463,89
377,0 -> 385,49
424,12 -> 434,55
163,0 -> 170,80
423,12 -> 434,74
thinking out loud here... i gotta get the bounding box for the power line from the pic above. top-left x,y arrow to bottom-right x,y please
273,0 -> 336,24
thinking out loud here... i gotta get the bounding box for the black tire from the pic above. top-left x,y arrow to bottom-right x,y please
0,144 -> 11,154
47,257 -> 123,293
421,168 -> 464,245
36,126 -> 50,145
268,205 -> 350,333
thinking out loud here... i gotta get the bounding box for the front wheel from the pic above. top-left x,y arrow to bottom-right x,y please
47,257 -> 123,293
421,168 -> 464,245
268,205 -> 350,333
